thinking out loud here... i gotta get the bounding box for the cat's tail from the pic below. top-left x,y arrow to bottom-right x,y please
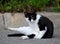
8,33 -> 25,37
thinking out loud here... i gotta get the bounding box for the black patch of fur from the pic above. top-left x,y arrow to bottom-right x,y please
28,34 -> 35,39
38,15 -> 54,38
8,33 -> 25,37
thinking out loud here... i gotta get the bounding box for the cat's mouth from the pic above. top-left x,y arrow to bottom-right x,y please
30,21 -> 35,23
30,19 -> 35,22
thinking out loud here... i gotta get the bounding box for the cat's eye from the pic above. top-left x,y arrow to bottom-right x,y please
31,16 -> 34,18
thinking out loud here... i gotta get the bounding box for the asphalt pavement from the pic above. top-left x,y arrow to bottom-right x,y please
0,12 -> 60,44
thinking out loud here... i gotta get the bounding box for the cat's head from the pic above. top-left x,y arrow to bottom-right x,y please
24,10 -> 37,23
24,5 -> 37,23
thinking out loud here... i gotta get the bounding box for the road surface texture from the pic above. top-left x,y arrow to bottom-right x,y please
0,12 -> 60,44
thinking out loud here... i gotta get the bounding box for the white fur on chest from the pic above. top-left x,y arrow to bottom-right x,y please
28,14 -> 41,32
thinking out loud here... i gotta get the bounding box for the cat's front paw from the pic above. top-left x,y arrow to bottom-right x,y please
21,36 -> 29,40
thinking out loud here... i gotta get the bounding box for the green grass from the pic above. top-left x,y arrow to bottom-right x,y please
0,0 -> 60,12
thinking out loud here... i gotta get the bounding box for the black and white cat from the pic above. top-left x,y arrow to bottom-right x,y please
24,12 -> 54,39
8,11 -> 54,39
